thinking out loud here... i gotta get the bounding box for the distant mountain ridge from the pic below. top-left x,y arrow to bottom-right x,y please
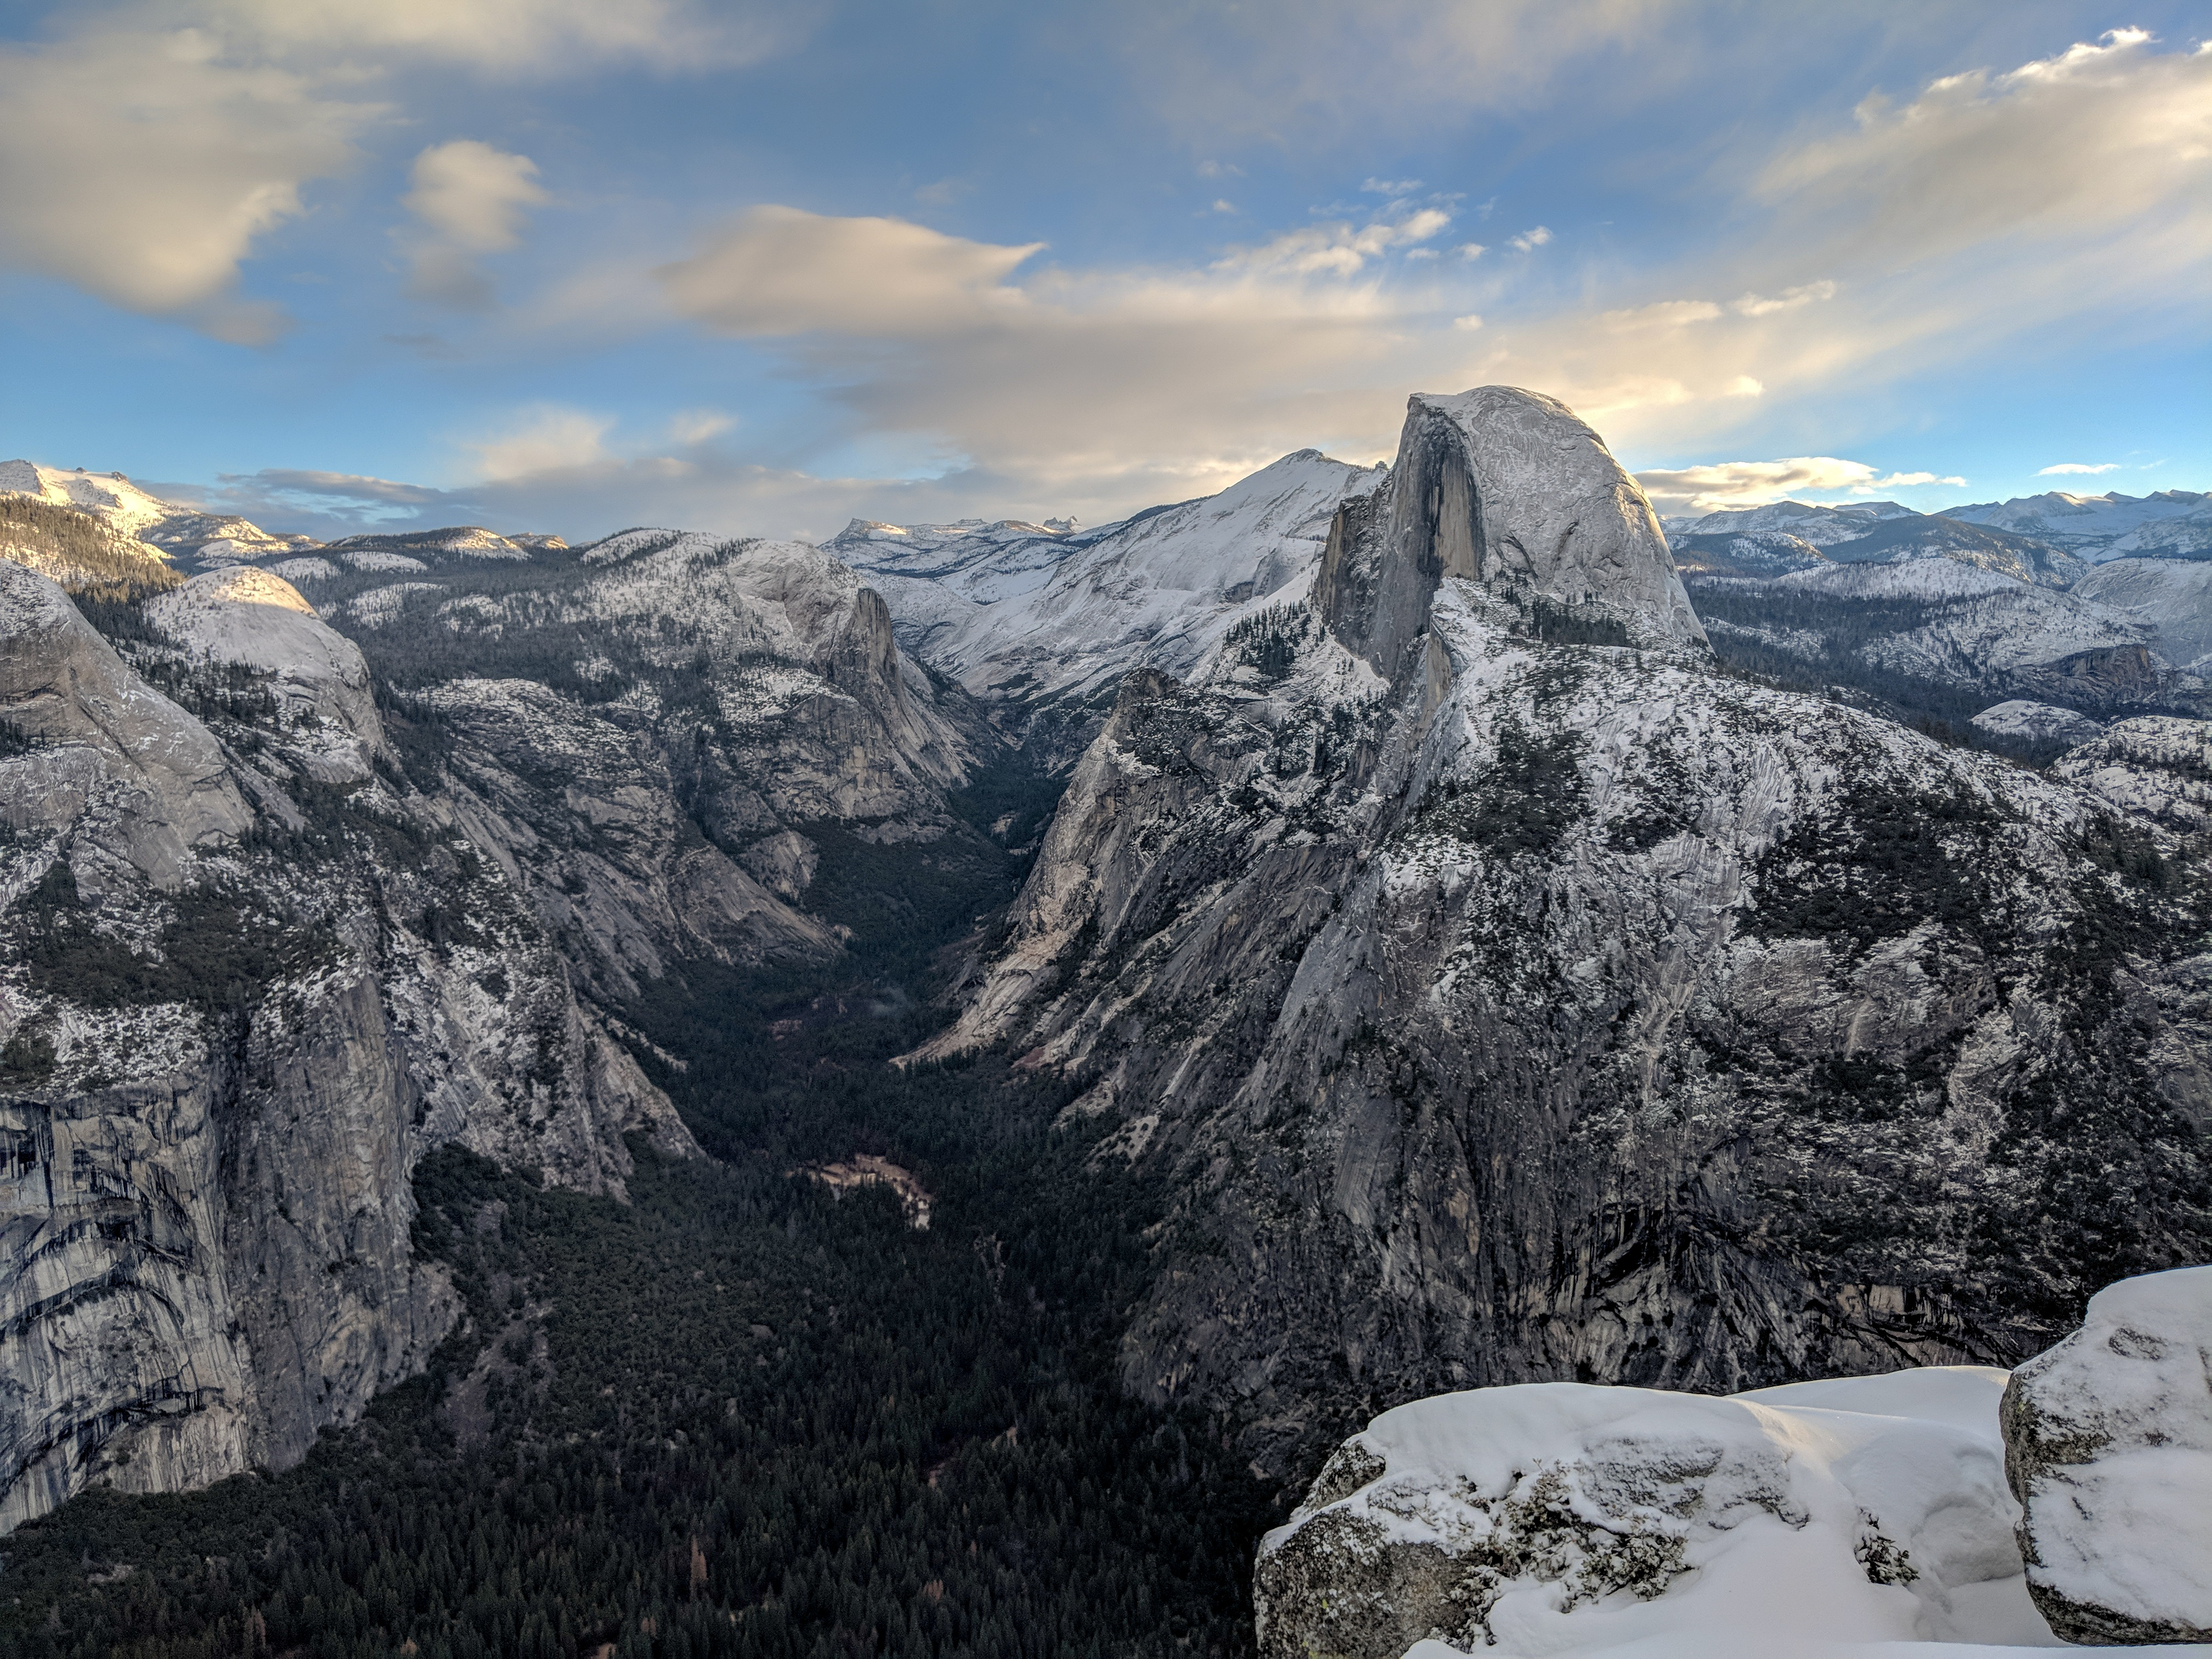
0,459 -> 560,574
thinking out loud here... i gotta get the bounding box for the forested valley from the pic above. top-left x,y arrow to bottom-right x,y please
0,755 -> 1280,1659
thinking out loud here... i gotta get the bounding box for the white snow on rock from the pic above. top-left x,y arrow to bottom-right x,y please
341,550 -> 431,573
2074,557 -> 2212,674
327,526 -> 537,560
828,515 -> 1080,609
346,582 -> 445,625
1765,560 -> 2152,678
266,556 -> 340,584
0,459 -> 177,538
857,450 -> 1387,710
1258,1367 -> 2202,1659
2002,1265 -> 2212,1645
1970,701 -> 2104,747
1945,489 -> 2212,561
1664,499 -> 1917,548
2052,716 -> 2212,831
146,567 -> 388,782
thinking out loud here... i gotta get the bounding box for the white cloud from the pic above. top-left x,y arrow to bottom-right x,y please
1418,32 -> 2210,452
1214,207 -> 1451,276
1195,159 -> 1243,179
667,408 -> 736,445
1457,242 -> 1487,259
1731,281 -> 1837,317
402,139 -> 546,306
1602,298 -> 1722,330
0,27 -> 373,340
461,404 -> 614,481
1634,456 -> 1965,512
1453,314 -> 1485,331
659,206 -> 1045,337
1362,177 -> 1423,194
177,0 -> 797,76
1210,199 -> 1239,215
1753,30 -> 2211,281
0,0 -> 809,336
1509,225 -> 1552,251
2038,461 -> 2121,475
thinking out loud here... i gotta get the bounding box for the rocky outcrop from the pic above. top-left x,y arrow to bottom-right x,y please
0,561 -> 701,1531
2001,1265 -> 2212,1644
2054,715 -> 2212,832
838,451 -> 1389,764
929,388 -> 2212,1476
147,566 -> 389,783
1257,1367 -> 2039,1659
1970,699 -> 2104,749
0,560 -> 250,890
409,676 -> 838,1002
1315,387 -> 1705,683
0,512 -> 1013,1530
1685,555 -> 2209,727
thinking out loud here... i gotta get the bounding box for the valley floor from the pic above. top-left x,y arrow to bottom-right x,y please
0,791 -> 1278,1659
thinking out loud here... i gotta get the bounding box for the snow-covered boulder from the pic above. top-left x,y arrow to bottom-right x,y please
1254,1369 -> 2080,1659
1971,700 -> 2104,747
2002,1265 -> 2212,1645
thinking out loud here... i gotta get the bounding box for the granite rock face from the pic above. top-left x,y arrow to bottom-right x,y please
0,560 -> 696,1531
146,567 -> 388,784
0,561 -> 251,889
2001,1266 -> 2212,1645
2053,715 -> 2212,833
1314,387 -> 1706,684
928,388 -> 2212,1476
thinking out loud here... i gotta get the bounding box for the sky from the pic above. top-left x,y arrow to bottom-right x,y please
0,0 -> 2206,543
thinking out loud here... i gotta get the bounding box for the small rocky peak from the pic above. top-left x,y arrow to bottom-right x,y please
1316,386 -> 1706,681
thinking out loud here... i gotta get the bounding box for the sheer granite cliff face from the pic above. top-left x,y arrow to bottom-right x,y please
0,560 -> 695,1531
927,388 -> 2212,1477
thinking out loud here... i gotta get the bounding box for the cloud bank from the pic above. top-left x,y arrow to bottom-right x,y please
1634,458 -> 1968,513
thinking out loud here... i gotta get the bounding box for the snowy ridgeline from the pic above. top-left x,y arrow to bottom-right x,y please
1258,1267 -> 2212,1659
1666,489 -> 2212,564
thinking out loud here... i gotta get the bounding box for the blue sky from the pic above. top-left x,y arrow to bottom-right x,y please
0,1 -> 2205,540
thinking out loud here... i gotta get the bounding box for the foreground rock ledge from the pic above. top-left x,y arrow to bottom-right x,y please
2002,1263 -> 2212,1645
1254,1368 -> 2048,1659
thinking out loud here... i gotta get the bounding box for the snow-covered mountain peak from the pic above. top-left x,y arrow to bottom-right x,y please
0,459 -> 178,538
1942,488 -> 2212,560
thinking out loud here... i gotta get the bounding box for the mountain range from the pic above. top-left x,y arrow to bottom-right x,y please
0,399 -> 2206,1654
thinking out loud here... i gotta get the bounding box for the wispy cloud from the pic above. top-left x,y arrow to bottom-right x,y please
660,207 -> 1045,337
2037,461 -> 2121,475
461,404 -> 616,482
1214,207 -> 1452,276
1508,225 -> 1553,251
1634,456 -> 1966,512
402,140 -> 547,307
